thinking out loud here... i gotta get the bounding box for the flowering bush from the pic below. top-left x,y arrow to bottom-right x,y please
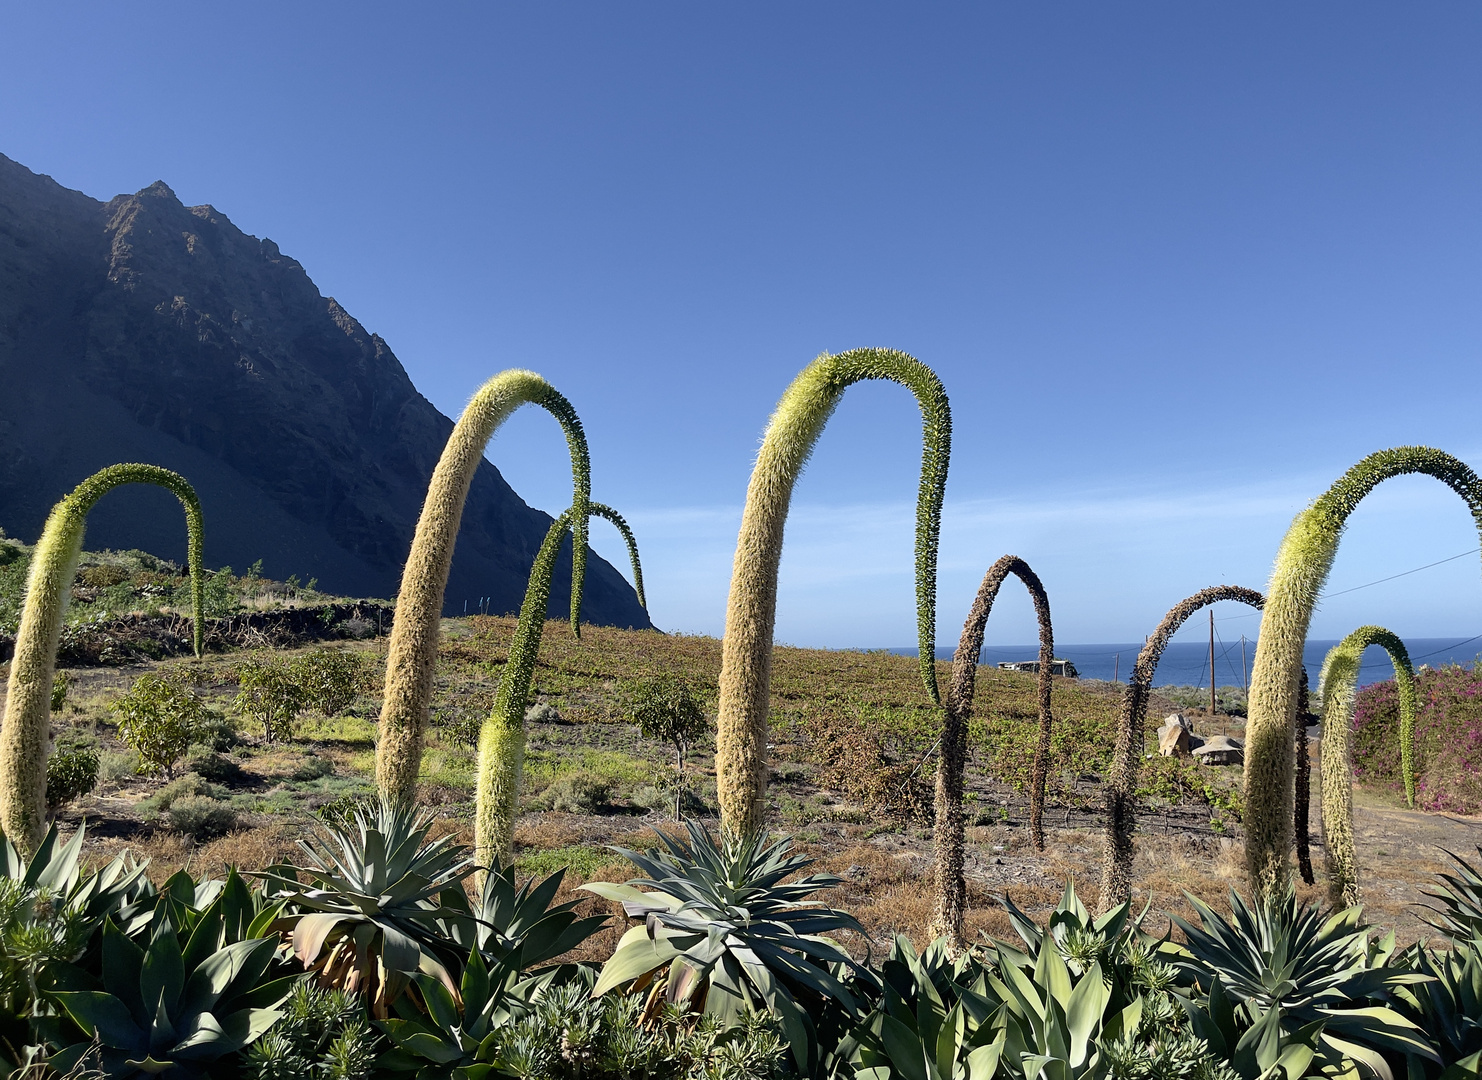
1353,661 -> 1482,813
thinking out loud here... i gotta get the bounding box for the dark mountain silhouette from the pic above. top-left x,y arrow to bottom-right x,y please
0,153 -> 650,628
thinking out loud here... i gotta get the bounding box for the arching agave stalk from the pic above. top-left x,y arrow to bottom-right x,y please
376,371 -> 590,807
589,502 -> 646,610
716,349 -> 951,836
934,555 -> 1052,951
1098,585 -> 1264,912
1,464 -> 205,855
476,501 -> 645,865
1244,447 -> 1482,901
1317,626 -> 1415,907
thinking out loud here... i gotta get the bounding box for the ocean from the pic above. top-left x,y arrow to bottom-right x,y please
882,635 -> 1482,688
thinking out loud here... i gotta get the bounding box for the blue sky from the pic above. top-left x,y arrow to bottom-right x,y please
4,3 -> 1482,648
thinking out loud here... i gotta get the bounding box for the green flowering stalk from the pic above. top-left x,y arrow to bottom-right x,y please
376,371 -> 589,807
716,349 -> 951,836
1244,447 -> 1482,901
475,501 -> 645,864
590,502 -> 646,610
0,464 -> 204,855
1098,585 -> 1264,912
934,554 -> 1052,951
1317,626 -> 1415,906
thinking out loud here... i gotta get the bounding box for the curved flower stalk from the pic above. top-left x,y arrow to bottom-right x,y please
475,501 -> 646,865
1098,585 -> 1264,912
1,464 -> 205,855
933,555 -> 1053,951
589,501 -> 646,610
716,349 -> 951,836
1317,626 -> 1415,907
376,371 -> 590,807
1244,447 -> 1482,901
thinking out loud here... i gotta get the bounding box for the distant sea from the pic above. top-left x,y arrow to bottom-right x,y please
881,635 -> 1482,688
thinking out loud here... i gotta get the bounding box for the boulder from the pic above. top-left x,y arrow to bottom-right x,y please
1193,735 -> 1245,766
1158,724 -> 1190,756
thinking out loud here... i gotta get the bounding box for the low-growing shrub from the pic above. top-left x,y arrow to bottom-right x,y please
110,669 -> 208,778
525,701 -> 562,724
45,746 -> 99,811
167,795 -> 238,838
192,715 -> 238,752
293,756 -> 335,782
185,746 -> 245,784
541,770 -> 611,814
244,981 -> 374,1080
1354,661 -> 1482,813
144,773 -> 230,812
49,671 -> 70,713
98,749 -> 140,783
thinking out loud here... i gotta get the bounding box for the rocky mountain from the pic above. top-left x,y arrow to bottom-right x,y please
0,153 -> 651,628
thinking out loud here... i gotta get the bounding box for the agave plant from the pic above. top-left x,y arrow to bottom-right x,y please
715,349 -> 951,836
849,935 -> 1006,1080
377,370 -> 590,807
1243,447 -> 1482,900
50,914 -> 288,1080
1,464 -> 205,856
937,555 -> 1055,951
583,822 -> 868,1074
447,857 -> 607,970
1171,888 -> 1437,1079
258,800 -> 475,1016
1317,627 -> 1416,906
1098,586 -> 1264,913
1422,846 -> 1482,942
1397,936 -> 1482,1077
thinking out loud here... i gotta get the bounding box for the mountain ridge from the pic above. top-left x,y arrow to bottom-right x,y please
0,153 -> 651,629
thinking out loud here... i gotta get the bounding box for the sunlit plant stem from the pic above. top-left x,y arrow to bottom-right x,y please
476,501 -> 646,865
715,349 -> 951,836
1098,585 -> 1264,913
934,555 -> 1052,951
1244,447 -> 1482,901
376,371 -> 590,807
0,464 -> 205,856
1317,625 -> 1415,907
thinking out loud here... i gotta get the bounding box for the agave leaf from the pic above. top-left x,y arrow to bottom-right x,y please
592,924 -> 680,995
294,911 -> 350,966
1064,961 -> 1107,1066
140,920 -> 185,1023
54,990 -> 144,1049
102,919 -> 147,1018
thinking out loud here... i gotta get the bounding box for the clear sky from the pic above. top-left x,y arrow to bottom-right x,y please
4,3 -> 1482,649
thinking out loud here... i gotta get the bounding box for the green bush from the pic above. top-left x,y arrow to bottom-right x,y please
111,669 -> 208,778
144,774 -> 229,812
291,650 -> 369,717
167,795 -> 238,838
233,654 -> 306,741
244,981 -> 374,1080
192,715 -> 239,752
540,770 -> 611,814
292,756 -> 335,782
49,671 -> 70,713
185,746 -> 244,784
45,746 -> 98,811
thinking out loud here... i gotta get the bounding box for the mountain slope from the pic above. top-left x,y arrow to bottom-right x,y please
0,154 -> 650,628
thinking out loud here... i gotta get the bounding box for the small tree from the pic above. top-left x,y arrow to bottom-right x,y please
233,655 -> 306,742
112,670 -> 207,778
292,650 -> 369,717
630,676 -> 709,819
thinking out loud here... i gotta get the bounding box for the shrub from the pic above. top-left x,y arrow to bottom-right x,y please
144,773 -> 229,812
1354,662 -> 1482,814
111,669 -> 208,778
184,745 -> 244,784
97,749 -> 140,783
49,671 -> 70,713
541,770 -> 610,814
293,756 -> 335,782
233,654 -> 306,741
244,982 -> 374,1080
45,746 -> 98,811
192,715 -> 239,752
630,675 -> 708,818
292,650 -> 369,717
167,795 -> 238,838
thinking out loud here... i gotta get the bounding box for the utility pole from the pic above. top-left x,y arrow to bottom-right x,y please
1209,609 -> 1217,714
1113,653 -> 1119,683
